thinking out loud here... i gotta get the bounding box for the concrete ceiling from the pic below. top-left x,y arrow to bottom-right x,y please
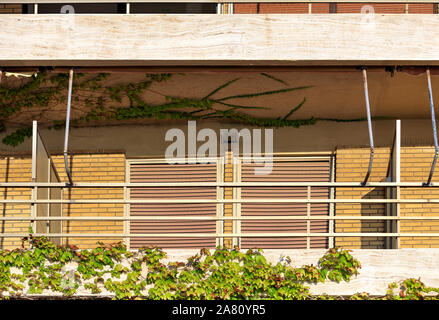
2,70 -> 438,129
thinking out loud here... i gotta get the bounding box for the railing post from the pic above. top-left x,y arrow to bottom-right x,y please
386,120 -> 401,248
396,183 -> 401,249
395,120 -> 401,249
329,156 -> 335,248
306,186 -> 311,249
393,129 -> 401,250
123,185 -> 129,249
31,121 -> 38,234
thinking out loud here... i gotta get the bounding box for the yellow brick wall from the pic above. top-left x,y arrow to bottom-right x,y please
400,147 -> 439,248
335,147 -> 390,249
0,156 -> 33,249
0,153 -> 125,250
52,153 -> 125,249
335,146 -> 439,249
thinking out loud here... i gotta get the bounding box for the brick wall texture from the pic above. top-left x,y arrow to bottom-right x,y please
0,153 -> 125,249
335,147 -> 390,249
335,146 -> 439,249
399,147 -> 439,248
0,156 -> 32,249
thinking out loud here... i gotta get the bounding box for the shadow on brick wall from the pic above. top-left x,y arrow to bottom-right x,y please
360,186 -> 387,249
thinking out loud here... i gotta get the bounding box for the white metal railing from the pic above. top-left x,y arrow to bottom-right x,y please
1,181 -> 439,248
0,182 -> 438,187
1,120 -> 438,249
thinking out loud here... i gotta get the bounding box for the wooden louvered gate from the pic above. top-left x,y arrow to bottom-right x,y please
236,157 -> 332,249
128,156 -> 332,249
128,159 -> 223,249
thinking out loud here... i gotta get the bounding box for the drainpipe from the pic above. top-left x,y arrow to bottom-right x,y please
361,68 -> 375,186
64,69 -> 74,186
425,68 -> 438,186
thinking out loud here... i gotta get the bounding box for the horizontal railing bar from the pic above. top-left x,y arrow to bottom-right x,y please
1,199 -> 439,204
1,232 -> 439,238
1,216 -> 439,221
0,182 -> 438,188
0,0 -> 436,4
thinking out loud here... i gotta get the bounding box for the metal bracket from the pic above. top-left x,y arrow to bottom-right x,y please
64,69 -> 74,186
424,68 -> 438,186
361,67 -> 375,186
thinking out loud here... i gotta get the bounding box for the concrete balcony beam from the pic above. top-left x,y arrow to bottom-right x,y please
0,14 -> 438,66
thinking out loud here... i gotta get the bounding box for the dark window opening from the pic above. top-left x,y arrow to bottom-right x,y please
23,3 -> 125,14
22,3 -> 217,14
131,3 -> 217,13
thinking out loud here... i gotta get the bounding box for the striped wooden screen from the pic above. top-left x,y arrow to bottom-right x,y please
239,159 -> 331,249
129,161 -> 218,249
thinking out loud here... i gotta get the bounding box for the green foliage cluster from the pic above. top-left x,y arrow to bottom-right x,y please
0,71 -> 386,147
0,236 -> 361,300
318,247 -> 361,282
146,246 -> 362,300
385,278 -> 439,300
1,237 -> 437,300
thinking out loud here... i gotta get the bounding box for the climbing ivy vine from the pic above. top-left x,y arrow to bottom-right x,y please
0,71 -> 388,147
0,237 -> 437,300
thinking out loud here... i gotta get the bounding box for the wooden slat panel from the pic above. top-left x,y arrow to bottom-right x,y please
240,160 -> 330,249
129,162 -> 217,249
336,3 -> 405,13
